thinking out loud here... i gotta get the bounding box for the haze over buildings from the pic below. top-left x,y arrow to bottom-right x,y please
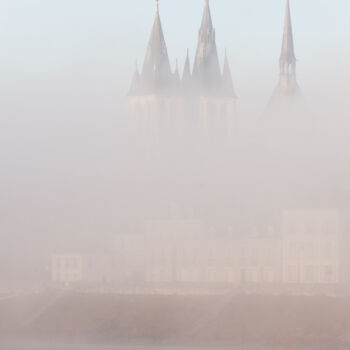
0,0 -> 350,288
49,0 -> 350,289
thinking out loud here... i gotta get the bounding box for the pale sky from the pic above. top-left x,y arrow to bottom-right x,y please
0,0 -> 349,96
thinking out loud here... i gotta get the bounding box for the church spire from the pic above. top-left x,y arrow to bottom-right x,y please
193,0 -> 221,93
182,49 -> 191,82
222,50 -> 235,97
280,0 -> 296,75
141,0 -> 172,90
265,0 -> 301,109
274,0 -> 300,97
174,59 -> 180,81
128,61 -> 140,96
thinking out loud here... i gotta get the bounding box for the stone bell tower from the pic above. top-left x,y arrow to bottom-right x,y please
192,0 -> 237,137
127,0 -> 184,138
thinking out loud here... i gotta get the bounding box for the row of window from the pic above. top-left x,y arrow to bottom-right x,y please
53,257 -> 82,269
52,272 -> 82,282
285,220 -> 338,235
286,241 -> 336,259
286,265 -> 337,283
146,268 -> 276,284
148,246 -> 279,264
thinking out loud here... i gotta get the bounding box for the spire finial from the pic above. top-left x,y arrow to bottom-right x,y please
280,0 -> 296,74
156,0 -> 159,13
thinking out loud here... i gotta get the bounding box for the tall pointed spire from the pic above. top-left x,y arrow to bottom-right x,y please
222,50 -> 235,97
182,49 -> 191,82
128,62 -> 140,96
273,0 -> 300,97
193,0 -> 221,93
141,0 -> 172,91
174,59 -> 180,81
280,0 -> 296,74
264,0 -> 301,117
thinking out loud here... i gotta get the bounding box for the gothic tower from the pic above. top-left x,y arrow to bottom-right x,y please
276,0 -> 300,97
127,1 -> 184,137
127,0 -> 237,139
193,0 -> 237,137
266,0 -> 302,118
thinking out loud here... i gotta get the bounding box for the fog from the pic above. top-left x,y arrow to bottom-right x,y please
1,0 -> 350,349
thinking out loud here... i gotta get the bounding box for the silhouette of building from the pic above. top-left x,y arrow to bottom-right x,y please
127,0 -> 236,138
282,209 -> 340,284
264,0 -> 304,124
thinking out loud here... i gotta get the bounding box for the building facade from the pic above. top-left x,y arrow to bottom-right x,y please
143,219 -> 282,285
282,209 -> 340,284
51,209 -> 341,287
143,209 -> 340,286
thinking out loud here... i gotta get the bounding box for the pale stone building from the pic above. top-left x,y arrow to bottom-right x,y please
51,254 -> 84,284
113,233 -> 145,282
144,209 -> 341,286
51,254 -> 115,285
144,219 -> 203,283
233,236 -> 282,284
282,209 -> 340,284
127,0 -> 237,139
144,219 -> 282,285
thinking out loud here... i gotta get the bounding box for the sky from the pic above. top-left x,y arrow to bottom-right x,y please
0,0 -> 349,99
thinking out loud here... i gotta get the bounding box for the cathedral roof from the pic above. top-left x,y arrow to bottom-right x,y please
129,0 -> 235,99
192,0 -> 222,95
173,59 -> 180,81
182,49 -> 192,83
222,50 -> 236,98
138,0 -> 173,95
128,63 -> 140,96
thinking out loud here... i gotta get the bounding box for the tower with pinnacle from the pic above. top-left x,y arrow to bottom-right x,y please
266,0 -> 302,117
127,0 -> 184,137
277,0 -> 300,97
127,0 -> 237,139
193,0 -> 237,136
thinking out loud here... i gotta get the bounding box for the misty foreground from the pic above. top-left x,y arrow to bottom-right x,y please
1,292 -> 350,350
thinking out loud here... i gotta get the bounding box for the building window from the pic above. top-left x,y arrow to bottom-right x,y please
240,269 -> 247,283
288,242 -> 298,259
322,241 -> 334,259
305,242 -> 316,259
322,266 -> 335,283
288,221 -> 296,235
304,266 -> 317,283
263,269 -> 274,283
220,104 -> 227,118
287,265 -> 298,283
